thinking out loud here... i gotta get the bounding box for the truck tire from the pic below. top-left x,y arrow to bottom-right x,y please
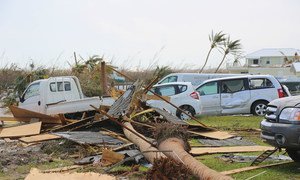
176,106 -> 195,120
286,149 -> 300,162
251,101 -> 268,116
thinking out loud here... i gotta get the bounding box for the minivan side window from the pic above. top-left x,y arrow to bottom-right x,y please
196,81 -> 218,95
24,83 -> 40,100
221,79 -> 246,93
249,78 -> 274,89
160,76 -> 178,84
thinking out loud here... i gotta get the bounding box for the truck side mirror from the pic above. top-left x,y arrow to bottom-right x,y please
19,95 -> 25,103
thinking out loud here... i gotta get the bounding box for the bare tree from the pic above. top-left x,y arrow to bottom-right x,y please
199,31 -> 226,73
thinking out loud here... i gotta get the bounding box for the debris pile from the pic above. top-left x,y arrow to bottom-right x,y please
0,69 -> 291,179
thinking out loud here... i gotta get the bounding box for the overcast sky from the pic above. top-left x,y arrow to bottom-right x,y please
0,0 -> 299,70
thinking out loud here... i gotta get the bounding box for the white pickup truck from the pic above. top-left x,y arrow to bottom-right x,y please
18,76 -> 114,116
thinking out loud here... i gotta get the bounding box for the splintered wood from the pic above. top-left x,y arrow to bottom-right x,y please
8,106 -> 61,124
190,146 -> 275,155
19,134 -> 61,143
0,122 -> 42,138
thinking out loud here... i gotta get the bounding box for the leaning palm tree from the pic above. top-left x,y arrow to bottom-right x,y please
215,37 -> 242,73
199,31 -> 226,73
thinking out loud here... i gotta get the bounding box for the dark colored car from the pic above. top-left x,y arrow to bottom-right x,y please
260,96 -> 300,162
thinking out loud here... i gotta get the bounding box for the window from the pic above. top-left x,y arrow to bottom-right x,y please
154,85 -> 176,96
221,79 -> 246,93
196,81 -> 218,95
266,60 -> 270,64
24,83 -> 40,100
178,85 -> 187,93
249,78 -> 274,89
253,59 -> 259,64
159,76 -> 178,84
49,81 -> 71,92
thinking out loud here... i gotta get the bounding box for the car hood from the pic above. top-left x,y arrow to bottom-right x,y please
269,96 -> 300,111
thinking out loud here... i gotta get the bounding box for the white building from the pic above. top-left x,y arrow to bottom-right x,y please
227,48 -> 300,76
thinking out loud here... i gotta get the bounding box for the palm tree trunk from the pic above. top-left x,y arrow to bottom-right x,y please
215,53 -> 227,73
123,122 -> 166,164
199,48 -> 213,73
158,138 -> 232,179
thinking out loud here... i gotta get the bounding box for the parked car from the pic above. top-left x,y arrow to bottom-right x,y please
195,75 -> 289,116
18,76 -> 114,115
157,73 -> 241,87
146,82 -> 201,120
260,96 -> 300,161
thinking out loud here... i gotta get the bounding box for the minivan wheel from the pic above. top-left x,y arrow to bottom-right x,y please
286,149 -> 300,162
176,106 -> 195,120
251,101 -> 268,116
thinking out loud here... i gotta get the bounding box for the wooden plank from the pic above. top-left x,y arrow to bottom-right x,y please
19,134 -> 61,143
0,116 -> 60,124
25,168 -> 116,180
190,146 -> 275,155
145,94 -> 170,101
0,122 -> 42,138
221,161 -> 292,175
9,106 -> 61,124
188,130 -> 234,140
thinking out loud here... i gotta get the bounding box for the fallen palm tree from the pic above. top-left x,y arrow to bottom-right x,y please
123,122 -> 166,164
155,123 -> 232,180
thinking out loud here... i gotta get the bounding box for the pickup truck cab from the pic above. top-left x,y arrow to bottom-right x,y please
261,96 -> 300,161
19,76 -> 114,115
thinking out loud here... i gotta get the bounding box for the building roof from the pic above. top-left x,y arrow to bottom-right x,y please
246,48 -> 300,59
291,62 -> 300,73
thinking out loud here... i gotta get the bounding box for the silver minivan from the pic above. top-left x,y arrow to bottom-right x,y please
195,75 -> 289,116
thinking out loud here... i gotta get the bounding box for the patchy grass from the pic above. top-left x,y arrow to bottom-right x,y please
0,159 -> 73,179
191,115 -> 300,179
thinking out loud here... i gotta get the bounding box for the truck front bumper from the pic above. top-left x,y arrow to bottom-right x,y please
260,119 -> 300,149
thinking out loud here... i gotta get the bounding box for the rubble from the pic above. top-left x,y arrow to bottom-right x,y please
0,67 -> 293,179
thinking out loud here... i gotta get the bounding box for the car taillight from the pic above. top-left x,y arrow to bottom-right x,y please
278,88 -> 284,98
190,91 -> 199,100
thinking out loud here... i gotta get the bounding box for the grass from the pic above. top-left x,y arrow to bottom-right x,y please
0,159 -> 73,180
190,115 -> 300,180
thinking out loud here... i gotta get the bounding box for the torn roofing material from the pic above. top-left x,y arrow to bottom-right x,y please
198,137 -> 256,147
107,82 -> 137,118
152,107 -> 187,125
53,131 -> 124,145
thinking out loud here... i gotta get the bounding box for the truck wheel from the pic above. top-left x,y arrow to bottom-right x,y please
251,101 -> 268,116
286,149 -> 300,162
176,106 -> 195,120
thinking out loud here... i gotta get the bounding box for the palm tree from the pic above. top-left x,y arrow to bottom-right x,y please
215,37 -> 242,73
199,31 -> 226,73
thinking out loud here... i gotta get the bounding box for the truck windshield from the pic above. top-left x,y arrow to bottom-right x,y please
24,83 -> 40,100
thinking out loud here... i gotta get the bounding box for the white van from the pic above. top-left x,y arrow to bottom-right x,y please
195,75 -> 289,116
157,73 -> 241,87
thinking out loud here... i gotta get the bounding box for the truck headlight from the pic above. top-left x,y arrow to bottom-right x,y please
279,108 -> 300,121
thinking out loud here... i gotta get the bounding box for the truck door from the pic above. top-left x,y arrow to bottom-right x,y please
220,78 -> 250,114
19,82 -> 42,113
196,81 -> 221,115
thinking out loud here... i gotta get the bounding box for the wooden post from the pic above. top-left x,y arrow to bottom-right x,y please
101,61 -> 108,95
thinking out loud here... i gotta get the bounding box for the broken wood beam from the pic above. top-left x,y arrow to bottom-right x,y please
190,146 -> 275,155
107,67 -> 208,127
